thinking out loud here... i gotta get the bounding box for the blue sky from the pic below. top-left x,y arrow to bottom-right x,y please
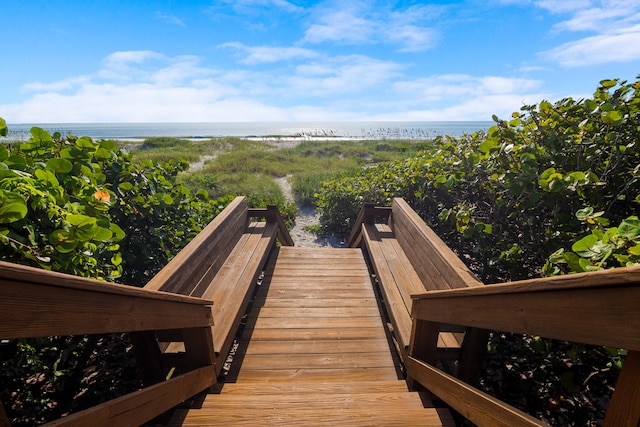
1,0 -> 639,123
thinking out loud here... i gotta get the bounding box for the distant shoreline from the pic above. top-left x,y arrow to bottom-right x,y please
3,121 -> 494,141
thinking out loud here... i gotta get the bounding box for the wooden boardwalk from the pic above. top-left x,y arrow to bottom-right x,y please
169,247 -> 455,426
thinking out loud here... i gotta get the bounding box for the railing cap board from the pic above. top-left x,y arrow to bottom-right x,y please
391,198 -> 483,289
411,265 -> 640,300
0,260 -> 211,305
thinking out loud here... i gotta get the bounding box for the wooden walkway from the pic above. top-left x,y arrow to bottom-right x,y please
169,247 -> 455,426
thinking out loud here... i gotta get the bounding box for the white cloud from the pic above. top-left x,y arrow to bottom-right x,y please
542,26 -> 640,66
534,0 -> 592,13
220,42 -> 319,64
0,51 -> 550,123
288,55 -> 404,96
302,1 -> 441,52
155,11 -> 185,27
533,1 -> 640,66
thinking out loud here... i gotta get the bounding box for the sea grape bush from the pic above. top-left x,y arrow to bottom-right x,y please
316,78 -> 640,282
0,118 -> 232,424
0,119 -> 229,285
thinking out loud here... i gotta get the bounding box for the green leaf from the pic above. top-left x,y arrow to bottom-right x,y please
76,137 -> 96,149
67,214 -> 98,241
46,158 -> 73,173
92,226 -> 113,242
111,252 -> 123,266
34,169 -> 59,186
572,234 -> 599,257
628,245 -> 640,256
29,127 -> 53,142
0,144 -> 8,161
0,118 -> 7,136
95,147 -> 113,159
602,110 -> 624,125
0,190 -> 28,223
110,223 -> 126,242
118,182 -> 134,191
619,218 -> 640,238
49,229 -> 78,253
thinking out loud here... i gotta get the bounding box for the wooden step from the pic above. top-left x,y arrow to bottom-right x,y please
169,389 -> 455,426
218,380 -> 410,395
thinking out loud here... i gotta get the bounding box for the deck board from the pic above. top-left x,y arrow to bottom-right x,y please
171,246 -> 455,426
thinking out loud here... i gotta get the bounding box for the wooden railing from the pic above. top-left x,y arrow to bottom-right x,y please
0,197 -> 293,426
407,266 -> 640,427
0,262 -> 216,426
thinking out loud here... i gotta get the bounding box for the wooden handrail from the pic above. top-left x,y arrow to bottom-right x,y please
249,204 -> 295,247
408,266 -> 640,427
0,262 -> 216,426
0,261 -> 213,339
347,203 -> 392,247
411,266 -> 640,351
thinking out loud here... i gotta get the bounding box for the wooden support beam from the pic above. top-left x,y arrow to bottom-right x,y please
406,356 -> 546,427
43,366 -> 216,427
604,350 -> 640,427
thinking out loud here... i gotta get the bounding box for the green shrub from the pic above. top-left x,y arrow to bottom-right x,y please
316,78 -> 640,283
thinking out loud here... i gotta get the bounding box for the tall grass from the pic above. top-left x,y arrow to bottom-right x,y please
134,136 -> 434,216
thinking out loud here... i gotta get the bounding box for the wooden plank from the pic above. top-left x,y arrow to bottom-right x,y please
251,297 -> 376,308
173,410 -> 453,427
604,350 -> 640,426
145,196 -> 247,293
411,277 -> 640,351
276,247 -> 364,259
235,367 -> 401,383
237,353 -> 396,370
251,316 -> 383,330
406,356 -> 546,427
196,391 -> 428,409
43,365 -> 216,427
219,380 -> 409,395
262,279 -> 373,288
246,327 -> 388,341
248,306 -> 381,319
0,261 -> 210,304
392,198 -> 483,289
249,205 -> 295,247
205,222 -> 278,368
240,338 -> 394,355
0,279 -> 212,339
254,287 -> 375,299
361,223 -> 413,351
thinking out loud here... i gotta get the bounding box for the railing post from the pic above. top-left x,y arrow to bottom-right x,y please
1,400 -> 10,427
182,326 -> 217,391
604,350 -> 640,426
457,327 -> 490,385
407,318 -> 440,390
130,331 -> 166,387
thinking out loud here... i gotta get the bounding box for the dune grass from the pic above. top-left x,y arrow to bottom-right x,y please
129,136 -> 433,210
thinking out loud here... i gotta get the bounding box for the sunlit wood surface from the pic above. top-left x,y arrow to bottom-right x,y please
169,247 -> 455,426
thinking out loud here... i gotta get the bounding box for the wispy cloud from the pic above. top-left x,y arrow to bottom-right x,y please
536,0 -> 640,66
302,1 -> 442,52
1,51 -> 547,123
220,43 -> 319,64
155,11 -> 185,27
542,26 -> 640,66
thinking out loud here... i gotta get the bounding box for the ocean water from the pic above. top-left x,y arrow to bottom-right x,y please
4,121 -> 493,141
